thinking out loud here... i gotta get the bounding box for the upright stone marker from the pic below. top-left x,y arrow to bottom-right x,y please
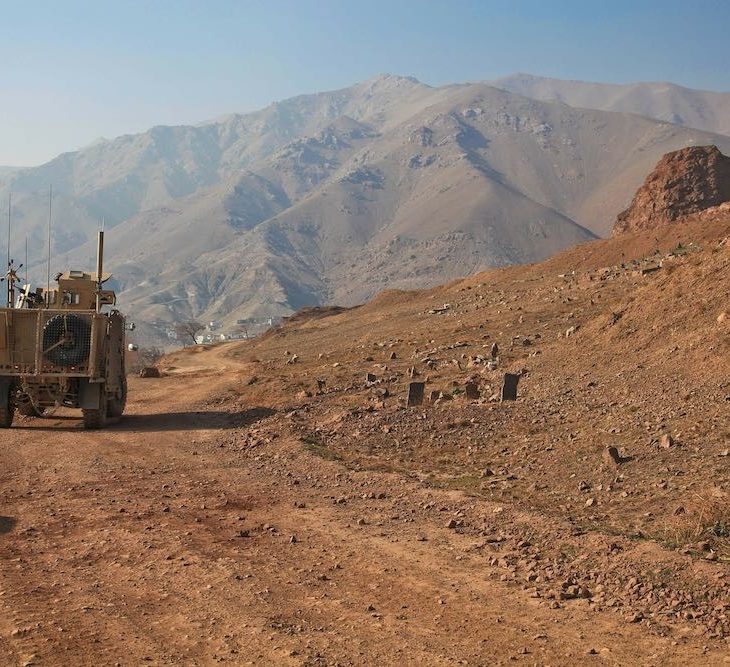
501,373 -> 520,401
407,381 -> 426,407
465,382 -> 480,399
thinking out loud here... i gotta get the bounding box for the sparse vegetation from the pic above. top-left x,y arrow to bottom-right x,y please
300,435 -> 342,461
128,346 -> 164,375
661,493 -> 730,559
174,321 -> 205,346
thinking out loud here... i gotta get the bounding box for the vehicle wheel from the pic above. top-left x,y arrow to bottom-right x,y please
0,382 -> 16,428
107,377 -> 127,418
82,399 -> 107,430
16,394 -> 42,417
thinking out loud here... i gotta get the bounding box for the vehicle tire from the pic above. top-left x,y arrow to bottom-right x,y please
42,314 -> 91,367
107,377 -> 127,418
82,399 -> 107,430
0,382 -> 16,428
16,394 -> 42,417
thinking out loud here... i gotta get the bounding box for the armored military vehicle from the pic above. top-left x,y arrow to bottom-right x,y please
0,231 -> 127,429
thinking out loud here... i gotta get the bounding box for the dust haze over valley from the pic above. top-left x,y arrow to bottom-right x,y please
3,72 -> 730,342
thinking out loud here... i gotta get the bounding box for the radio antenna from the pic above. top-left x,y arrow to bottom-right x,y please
46,184 -> 52,306
6,191 -> 10,273
5,192 -> 10,307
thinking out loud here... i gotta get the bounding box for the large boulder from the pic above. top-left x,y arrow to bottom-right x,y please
614,145 -> 730,235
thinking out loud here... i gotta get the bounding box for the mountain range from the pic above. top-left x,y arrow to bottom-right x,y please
490,73 -> 730,135
2,73 -> 730,342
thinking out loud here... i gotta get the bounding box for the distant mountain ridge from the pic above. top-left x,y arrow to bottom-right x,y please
490,73 -> 730,135
3,73 -> 730,343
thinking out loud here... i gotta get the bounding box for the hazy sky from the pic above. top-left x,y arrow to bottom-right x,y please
2,0 -> 730,166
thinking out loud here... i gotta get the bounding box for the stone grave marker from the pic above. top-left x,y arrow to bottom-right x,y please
501,373 -> 520,401
407,381 -> 425,407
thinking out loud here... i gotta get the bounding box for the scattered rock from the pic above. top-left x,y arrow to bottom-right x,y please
465,382 -> 480,399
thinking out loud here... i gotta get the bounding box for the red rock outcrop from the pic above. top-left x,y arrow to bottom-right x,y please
614,145 -> 730,235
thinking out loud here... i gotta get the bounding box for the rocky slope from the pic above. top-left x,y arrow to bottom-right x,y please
2,75 -> 435,259
614,145 -> 730,234
194,210 -> 729,649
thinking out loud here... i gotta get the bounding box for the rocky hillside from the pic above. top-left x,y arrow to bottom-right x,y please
614,145 -> 730,234
2,75 -> 434,258
4,74 -> 730,340
191,211 -> 730,651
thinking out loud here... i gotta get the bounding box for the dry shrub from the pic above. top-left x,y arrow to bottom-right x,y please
663,491 -> 730,559
127,346 -> 164,375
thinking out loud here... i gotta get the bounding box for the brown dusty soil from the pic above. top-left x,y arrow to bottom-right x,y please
1,225 -> 729,666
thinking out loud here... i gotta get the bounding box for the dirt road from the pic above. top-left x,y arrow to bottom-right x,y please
0,346 -> 726,666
